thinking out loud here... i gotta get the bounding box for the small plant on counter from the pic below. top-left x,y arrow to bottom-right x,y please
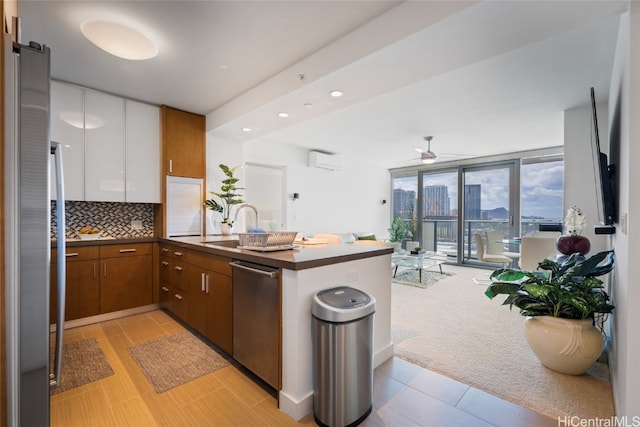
204,164 -> 244,225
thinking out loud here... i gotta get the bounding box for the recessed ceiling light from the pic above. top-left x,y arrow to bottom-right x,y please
277,112 -> 289,118
329,90 -> 343,97
81,20 -> 158,60
241,127 -> 252,132
304,103 -> 313,108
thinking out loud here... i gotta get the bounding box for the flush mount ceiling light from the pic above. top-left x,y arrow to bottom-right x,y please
241,127 -> 252,132
277,112 -> 289,118
81,20 -> 158,60
329,90 -> 343,97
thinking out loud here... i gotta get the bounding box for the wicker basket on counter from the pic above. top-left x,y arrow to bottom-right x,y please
237,232 -> 298,251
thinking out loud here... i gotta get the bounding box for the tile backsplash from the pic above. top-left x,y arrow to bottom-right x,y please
51,201 -> 155,240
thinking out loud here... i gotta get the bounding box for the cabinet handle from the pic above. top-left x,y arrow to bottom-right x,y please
161,286 -> 169,292
103,262 -> 107,278
174,266 -> 183,272
66,252 -> 79,257
161,248 -> 169,254
93,262 -> 96,279
205,274 -> 210,294
161,261 -> 169,267
174,251 -> 183,257
169,159 -> 173,173
119,248 -> 137,253
201,272 -> 205,292
173,293 -> 183,301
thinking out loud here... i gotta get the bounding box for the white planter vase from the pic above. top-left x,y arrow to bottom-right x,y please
220,222 -> 233,236
524,316 -> 604,375
389,241 -> 402,252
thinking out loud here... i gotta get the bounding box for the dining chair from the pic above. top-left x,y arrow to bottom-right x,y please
474,233 -> 512,268
484,230 -> 520,260
519,236 -> 558,270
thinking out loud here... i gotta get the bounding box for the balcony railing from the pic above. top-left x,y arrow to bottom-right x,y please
410,219 -> 560,262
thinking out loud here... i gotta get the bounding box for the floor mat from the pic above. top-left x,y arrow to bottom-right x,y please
128,331 -> 229,393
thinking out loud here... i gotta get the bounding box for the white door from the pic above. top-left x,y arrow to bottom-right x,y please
245,163 -> 286,231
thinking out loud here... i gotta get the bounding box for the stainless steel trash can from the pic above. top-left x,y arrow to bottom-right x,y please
312,286 -> 376,427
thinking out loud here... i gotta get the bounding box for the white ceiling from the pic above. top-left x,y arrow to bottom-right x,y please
19,1 -> 627,169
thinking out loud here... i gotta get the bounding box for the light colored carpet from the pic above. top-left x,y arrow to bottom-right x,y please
128,331 -> 229,393
391,264 -> 615,420
50,337 -> 114,395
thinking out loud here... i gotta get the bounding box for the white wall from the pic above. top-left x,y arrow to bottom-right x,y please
243,139 -> 391,238
607,7 -> 640,418
205,136 -> 244,234
563,103 -> 610,254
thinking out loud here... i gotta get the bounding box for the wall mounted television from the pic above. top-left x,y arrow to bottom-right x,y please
590,87 -> 616,233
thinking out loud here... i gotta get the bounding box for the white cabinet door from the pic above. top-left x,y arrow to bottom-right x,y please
50,82 -> 84,201
84,91 -> 125,202
125,100 -> 160,203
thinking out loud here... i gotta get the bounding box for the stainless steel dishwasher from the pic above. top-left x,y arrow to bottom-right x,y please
230,260 -> 280,389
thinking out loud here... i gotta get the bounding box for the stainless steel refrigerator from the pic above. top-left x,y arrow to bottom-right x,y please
4,33 -> 67,426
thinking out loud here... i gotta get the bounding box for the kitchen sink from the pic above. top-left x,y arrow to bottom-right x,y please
201,240 -> 240,248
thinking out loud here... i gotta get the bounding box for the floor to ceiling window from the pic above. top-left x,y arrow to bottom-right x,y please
390,151 -> 564,265
520,156 -> 564,234
462,162 -> 516,263
420,170 -> 458,257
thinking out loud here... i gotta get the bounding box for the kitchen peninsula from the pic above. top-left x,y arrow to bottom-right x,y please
163,235 -> 394,421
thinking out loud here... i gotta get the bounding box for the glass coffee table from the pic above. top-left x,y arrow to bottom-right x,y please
391,251 -> 446,282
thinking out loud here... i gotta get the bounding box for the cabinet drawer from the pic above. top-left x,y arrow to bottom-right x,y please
159,256 -> 172,283
53,246 -> 100,263
100,243 -> 152,258
188,250 -> 232,277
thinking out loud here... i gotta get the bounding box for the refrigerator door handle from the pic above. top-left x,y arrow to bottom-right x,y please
50,141 -> 66,388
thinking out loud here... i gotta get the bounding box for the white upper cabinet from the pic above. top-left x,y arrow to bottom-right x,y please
84,90 -> 126,202
125,100 -> 160,203
50,81 -> 84,201
50,82 -> 161,203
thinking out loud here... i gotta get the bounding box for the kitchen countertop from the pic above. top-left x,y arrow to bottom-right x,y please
161,235 -> 393,271
55,235 -> 392,270
53,237 -> 157,247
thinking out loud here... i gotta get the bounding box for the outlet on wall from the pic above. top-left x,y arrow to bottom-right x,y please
130,220 -> 143,230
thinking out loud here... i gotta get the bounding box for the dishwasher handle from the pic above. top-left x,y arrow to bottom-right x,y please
229,261 -> 279,279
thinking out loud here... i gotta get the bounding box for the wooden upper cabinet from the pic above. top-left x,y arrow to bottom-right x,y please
162,106 -> 205,179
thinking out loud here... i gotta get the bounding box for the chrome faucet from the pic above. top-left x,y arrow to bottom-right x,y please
234,204 -> 259,232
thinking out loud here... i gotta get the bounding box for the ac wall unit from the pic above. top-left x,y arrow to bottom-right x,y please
308,151 -> 342,171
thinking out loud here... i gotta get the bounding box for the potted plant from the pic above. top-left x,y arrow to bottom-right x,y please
485,250 -> 615,375
204,164 -> 244,235
388,216 -> 409,251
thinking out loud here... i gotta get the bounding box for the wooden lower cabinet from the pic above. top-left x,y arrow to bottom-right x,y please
204,271 -> 233,354
159,244 -> 233,354
51,242 -> 153,324
50,246 -> 100,323
100,243 -> 153,313
159,281 -> 188,322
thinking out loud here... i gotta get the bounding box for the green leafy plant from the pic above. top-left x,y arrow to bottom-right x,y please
485,251 -> 615,320
204,164 -> 244,225
388,216 -> 409,242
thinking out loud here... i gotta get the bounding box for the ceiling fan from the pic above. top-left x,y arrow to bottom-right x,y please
415,136 -> 437,164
